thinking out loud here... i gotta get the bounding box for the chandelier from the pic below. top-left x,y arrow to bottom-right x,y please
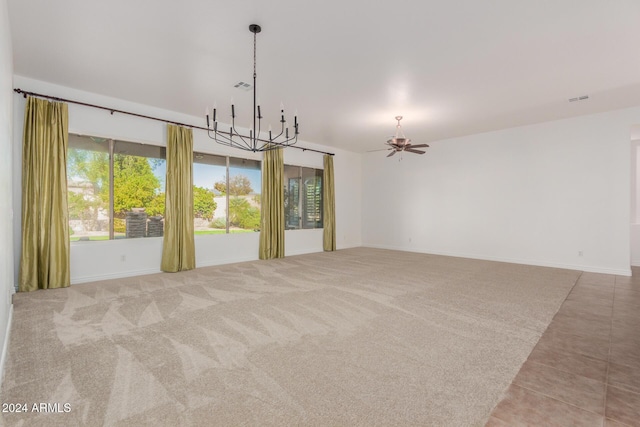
205,24 -> 299,152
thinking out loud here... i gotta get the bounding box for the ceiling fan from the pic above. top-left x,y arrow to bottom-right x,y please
384,116 -> 429,157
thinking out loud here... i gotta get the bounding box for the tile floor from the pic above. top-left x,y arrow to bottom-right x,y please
486,268 -> 640,426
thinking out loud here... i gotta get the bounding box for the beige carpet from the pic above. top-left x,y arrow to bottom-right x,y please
0,248 -> 580,426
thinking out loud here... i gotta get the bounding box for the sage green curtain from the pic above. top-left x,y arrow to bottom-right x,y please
161,124 -> 195,272
322,154 -> 336,251
19,97 -> 70,292
259,147 -> 284,259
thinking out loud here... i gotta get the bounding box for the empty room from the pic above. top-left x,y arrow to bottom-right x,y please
1,1 -> 639,426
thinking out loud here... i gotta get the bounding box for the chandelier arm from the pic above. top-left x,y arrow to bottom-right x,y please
207,133 -> 296,152
229,121 -> 254,150
209,127 -> 279,146
271,120 -> 286,140
257,129 -> 294,151
210,132 -> 232,147
234,131 -> 255,151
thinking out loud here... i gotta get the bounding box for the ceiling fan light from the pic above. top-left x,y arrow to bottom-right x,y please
382,116 -> 425,157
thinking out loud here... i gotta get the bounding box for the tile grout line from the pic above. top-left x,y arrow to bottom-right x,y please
603,275 -> 617,424
508,383 -> 605,420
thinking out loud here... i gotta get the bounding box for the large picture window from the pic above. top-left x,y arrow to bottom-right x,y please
193,153 -> 261,234
67,134 -> 166,241
68,134 -> 262,240
284,164 -> 323,230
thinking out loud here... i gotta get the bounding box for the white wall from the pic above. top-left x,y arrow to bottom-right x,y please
630,137 -> 640,266
0,0 -> 14,378
12,76 -> 362,284
363,107 -> 640,276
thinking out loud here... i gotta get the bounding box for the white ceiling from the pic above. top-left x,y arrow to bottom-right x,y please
8,0 -> 640,153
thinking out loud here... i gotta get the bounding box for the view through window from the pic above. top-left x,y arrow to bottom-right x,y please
284,164 -> 323,229
193,153 -> 261,234
67,135 -> 166,241
68,134 -> 264,240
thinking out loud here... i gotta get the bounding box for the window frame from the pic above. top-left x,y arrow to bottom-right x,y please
192,151 -> 262,235
284,164 -> 324,230
67,134 -> 166,242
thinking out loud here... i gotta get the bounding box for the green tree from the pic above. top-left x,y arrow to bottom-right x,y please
214,179 -> 227,196
229,197 -> 260,230
215,174 -> 253,197
67,148 -> 165,220
67,149 -> 109,232
229,175 -> 253,196
146,192 -> 166,217
193,186 -> 217,220
113,154 -> 164,217
68,149 -> 109,196
68,190 -> 103,231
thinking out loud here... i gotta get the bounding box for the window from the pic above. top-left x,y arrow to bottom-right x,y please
284,165 -> 323,229
67,134 -> 166,241
192,153 -> 227,234
228,158 -> 261,232
193,153 -> 261,234
68,135 -> 262,240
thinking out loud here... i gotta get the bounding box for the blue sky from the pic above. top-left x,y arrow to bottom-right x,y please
153,162 -> 261,194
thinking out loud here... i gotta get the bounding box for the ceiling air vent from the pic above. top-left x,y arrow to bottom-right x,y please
568,95 -> 589,103
234,81 -> 252,91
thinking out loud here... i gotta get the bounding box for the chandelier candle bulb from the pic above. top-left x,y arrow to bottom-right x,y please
205,108 -> 210,128
257,105 -> 261,118
231,104 -> 235,118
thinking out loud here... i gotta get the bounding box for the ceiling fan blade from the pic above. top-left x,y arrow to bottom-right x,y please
404,148 -> 425,154
408,144 -> 429,148
366,148 -> 390,152
387,150 -> 397,157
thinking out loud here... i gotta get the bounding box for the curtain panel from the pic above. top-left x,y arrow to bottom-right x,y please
161,124 -> 196,272
19,97 -> 70,292
259,147 -> 284,259
322,154 -> 336,251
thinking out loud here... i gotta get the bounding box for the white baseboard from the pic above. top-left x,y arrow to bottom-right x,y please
0,303 -> 13,385
196,255 -> 259,268
337,243 -> 362,250
71,268 -> 162,285
364,244 -> 632,277
286,248 -> 323,257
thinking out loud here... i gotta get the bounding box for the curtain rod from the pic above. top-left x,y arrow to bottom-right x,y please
13,88 -> 335,156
